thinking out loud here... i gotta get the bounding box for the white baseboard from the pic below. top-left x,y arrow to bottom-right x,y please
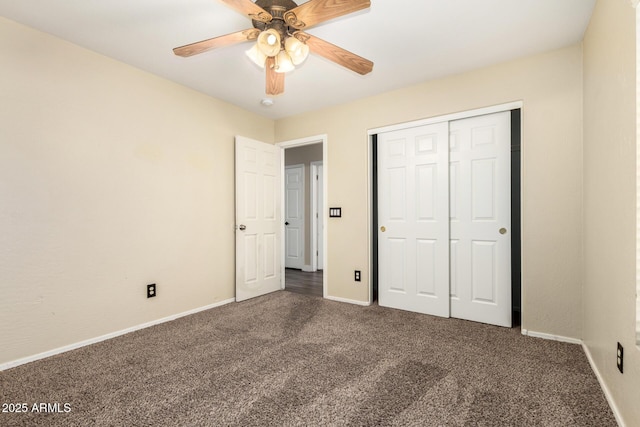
324,295 -> 370,306
521,329 -> 624,425
520,328 -> 582,345
301,265 -> 315,272
0,298 -> 235,371
582,343 -> 626,427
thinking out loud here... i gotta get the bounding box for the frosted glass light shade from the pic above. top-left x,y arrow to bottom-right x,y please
245,44 -> 267,68
284,36 -> 310,65
257,29 -> 281,57
275,50 -> 295,73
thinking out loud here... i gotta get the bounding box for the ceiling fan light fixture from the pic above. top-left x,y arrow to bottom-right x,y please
275,50 -> 295,73
284,36 -> 309,65
173,0 -> 374,95
256,29 -> 281,57
245,44 -> 267,68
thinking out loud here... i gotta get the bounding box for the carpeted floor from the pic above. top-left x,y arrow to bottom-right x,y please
0,291 -> 616,426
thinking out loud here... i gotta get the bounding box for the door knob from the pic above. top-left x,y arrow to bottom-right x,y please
285,221 -> 290,226
238,224 -> 246,231
499,227 -> 507,235
380,226 -> 386,232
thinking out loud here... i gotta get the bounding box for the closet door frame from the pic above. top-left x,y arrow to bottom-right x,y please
368,101 -> 523,324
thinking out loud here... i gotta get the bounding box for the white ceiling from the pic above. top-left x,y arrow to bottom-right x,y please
0,0 -> 596,120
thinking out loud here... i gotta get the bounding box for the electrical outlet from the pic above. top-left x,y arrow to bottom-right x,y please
617,342 -> 624,373
354,270 -> 361,282
147,284 -> 156,299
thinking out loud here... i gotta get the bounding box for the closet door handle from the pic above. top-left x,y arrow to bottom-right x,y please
499,227 -> 507,235
238,224 -> 246,231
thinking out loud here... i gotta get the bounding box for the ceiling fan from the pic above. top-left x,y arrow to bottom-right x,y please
173,0 -> 374,96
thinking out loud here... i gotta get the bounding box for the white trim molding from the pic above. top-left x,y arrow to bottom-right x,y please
637,4 -> 640,349
0,298 -> 235,371
368,101 -> 523,136
519,330 -> 624,424
583,343 -> 627,427
325,295 -> 371,306
520,329 -> 582,345
277,134 -> 327,149
277,134 -> 329,299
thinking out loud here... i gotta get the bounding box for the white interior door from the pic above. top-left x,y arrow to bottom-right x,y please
377,122 -> 450,317
449,112 -> 511,327
235,136 -> 282,302
377,111 -> 512,327
285,165 -> 304,269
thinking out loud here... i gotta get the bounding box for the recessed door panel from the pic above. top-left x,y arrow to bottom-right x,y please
471,240 -> 497,304
450,240 -> 459,299
244,172 -> 257,220
388,238 -> 406,293
263,175 -> 276,220
471,159 -> 496,221
243,146 -> 257,164
415,134 -> 437,155
286,228 -> 301,257
471,125 -> 496,149
264,232 -> 277,279
388,167 -> 406,221
416,165 -> 436,221
449,161 -> 460,221
388,138 -> 406,158
416,239 -> 437,296
244,234 -> 258,284
286,190 -> 300,218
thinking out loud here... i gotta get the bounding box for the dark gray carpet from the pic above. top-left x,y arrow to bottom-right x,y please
0,291 -> 616,426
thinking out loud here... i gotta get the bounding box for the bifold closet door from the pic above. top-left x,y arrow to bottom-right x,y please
377,122 -> 450,317
449,112 -> 511,327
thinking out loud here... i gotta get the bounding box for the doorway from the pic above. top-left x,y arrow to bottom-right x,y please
279,136 -> 327,298
370,105 -> 522,327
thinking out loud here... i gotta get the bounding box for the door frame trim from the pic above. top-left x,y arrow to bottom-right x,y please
367,101 -> 524,136
310,161 -> 324,272
277,135 -> 328,298
367,101 -> 523,311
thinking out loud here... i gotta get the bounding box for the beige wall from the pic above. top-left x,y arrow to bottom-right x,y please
0,17 -> 274,365
583,0 -> 639,425
276,44 -> 584,338
3,3 -> 639,423
284,143 -> 323,267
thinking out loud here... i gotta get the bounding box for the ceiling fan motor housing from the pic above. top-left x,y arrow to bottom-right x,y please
252,0 -> 299,43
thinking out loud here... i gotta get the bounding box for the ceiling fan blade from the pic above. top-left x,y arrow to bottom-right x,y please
220,0 -> 272,23
296,32 -> 373,75
265,56 -> 285,95
284,0 -> 370,29
173,29 -> 260,57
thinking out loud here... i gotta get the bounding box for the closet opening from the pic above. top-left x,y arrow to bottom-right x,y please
370,106 -> 521,328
